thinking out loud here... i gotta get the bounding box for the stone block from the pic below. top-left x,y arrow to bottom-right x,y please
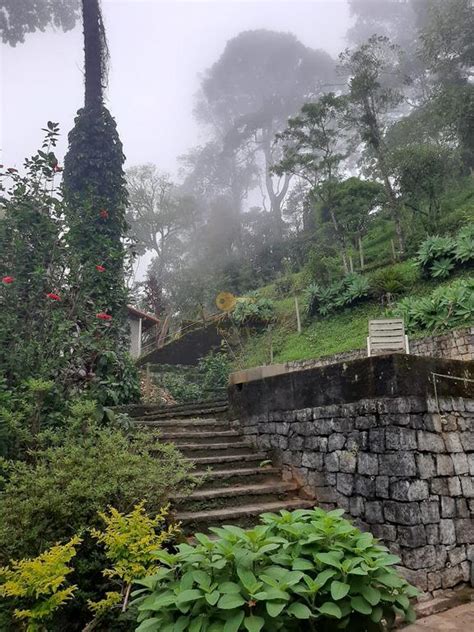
296,408 -> 312,422
355,415 -> 376,430
447,546 -> 466,566
379,453 -> 417,477
427,571 -> 442,592
417,431 -> 445,453
419,501 -> 440,524
468,454 -> 474,475
439,519 -> 456,545
431,477 -> 449,495
452,453 -> 469,475
397,567 -> 428,592
314,486 -> 336,503
368,428 -> 385,452
448,476 -> 462,496
397,525 -> 427,548
384,501 -> 421,525
339,451 -> 357,473
332,418 -> 353,433
416,454 -> 436,479
365,501 -> 384,524
460,477 -> 474,498
441,562 -> 470,588
390,480 -> 429,502
402,545 -> 437,570
349,496 -> 365,517
426,524 -> 439,544
455,498 -> 469,518
336,473 -> 354,496
354,475 -> 375,498
301,452 -> 324,469
460,432 -> 474,451
371,524 -> 397,542
376,476 -> 390,498
288,435 -> 304,450
441,496 -> 456,518
328,433 -> 346,451
325,451 -> 339,472
455,519 -> 474,544
357,452 -> 378,476
436,454 -> 454,476
386,427 -> 417,450
444,432 -> 463,453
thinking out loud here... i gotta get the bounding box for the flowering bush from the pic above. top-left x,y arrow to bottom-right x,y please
0,126 -> 139,411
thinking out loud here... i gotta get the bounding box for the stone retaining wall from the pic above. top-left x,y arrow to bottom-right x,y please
229,355 -> 474,595
285,327 -> 473,372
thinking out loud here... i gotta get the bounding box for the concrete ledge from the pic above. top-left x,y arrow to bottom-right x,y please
229,354 -> 474,418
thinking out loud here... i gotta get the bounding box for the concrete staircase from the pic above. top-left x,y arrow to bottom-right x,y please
131,399 -> 314,533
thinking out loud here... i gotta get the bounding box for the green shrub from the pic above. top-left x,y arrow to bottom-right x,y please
454,225 -> 474,264
160,371 -> 202,403
134,507 -> 417,631
416,235 -> 456,277
416,227 -> 473,280
304,275 -> 371,319
0,426 -> 193,561
390,278 -> 474,334
232,298 -> 276,327
370,263 -> 418,301
198,350 -> 231,391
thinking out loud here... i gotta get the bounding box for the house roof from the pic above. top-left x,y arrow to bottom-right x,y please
127,305 -> 161,325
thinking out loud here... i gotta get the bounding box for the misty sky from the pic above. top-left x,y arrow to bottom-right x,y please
1,0 -> 350,176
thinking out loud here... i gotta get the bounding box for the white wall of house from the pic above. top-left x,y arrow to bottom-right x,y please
129,316 -> 142,359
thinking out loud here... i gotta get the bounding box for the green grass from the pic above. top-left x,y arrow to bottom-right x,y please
235,266 -> 473,370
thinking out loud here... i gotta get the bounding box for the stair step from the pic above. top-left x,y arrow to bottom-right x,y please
174,481 -> 299,511
194,466 -> 281,488
176,498 -> 315,531
187,453 -> 269,471
159,430 -> 242,445
141,399 -> 228,415
135,418 -> 232,430
139,405 -> 228,421
172,442 -> 252,458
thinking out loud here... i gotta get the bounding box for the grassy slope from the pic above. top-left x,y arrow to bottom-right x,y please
236,268 -> 473,370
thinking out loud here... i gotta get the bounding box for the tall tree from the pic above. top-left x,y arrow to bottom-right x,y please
0,0 -> 80,45
196,30 -> 336,238
340,35 -> 406,254
273,94 -> 352,271
126,165 -> 195,312
63,0 -> 129,328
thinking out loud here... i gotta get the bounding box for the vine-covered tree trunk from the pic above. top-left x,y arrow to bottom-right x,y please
62,0 -> 135,395
83,0 -> 104,107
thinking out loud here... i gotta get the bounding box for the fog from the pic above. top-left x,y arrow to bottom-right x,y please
1,0 -> 350,173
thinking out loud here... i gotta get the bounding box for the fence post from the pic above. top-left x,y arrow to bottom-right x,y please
295,296 -> 302,334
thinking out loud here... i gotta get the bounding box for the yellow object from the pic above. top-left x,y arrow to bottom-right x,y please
216,292 -> 237,312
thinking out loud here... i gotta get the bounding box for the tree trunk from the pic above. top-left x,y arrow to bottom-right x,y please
82,0 -> 104,108
358,235 -> 365,270
262,131 -> 290,240
327,207 -> 348,274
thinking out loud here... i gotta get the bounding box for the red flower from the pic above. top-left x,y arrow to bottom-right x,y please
2,276 -> 14,284
46,292 -> 61,301
99,209 -> 109,219
96,312 -> 112,321
95,265 -> 106,272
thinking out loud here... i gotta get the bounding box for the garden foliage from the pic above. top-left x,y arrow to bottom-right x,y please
0,537 -> 81,631
390,278 -> 474,334
134,507 -> 417,632
416,226 -> 474,279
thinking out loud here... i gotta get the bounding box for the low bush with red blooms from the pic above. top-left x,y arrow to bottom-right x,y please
2,276 -> 14,284
95,265 -> 106,272
46,292 -> 61,301
99,209 -> 109,219
96,312 -> 112,321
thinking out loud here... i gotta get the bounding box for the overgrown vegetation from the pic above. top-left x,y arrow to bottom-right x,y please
135,507 -> 417,631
